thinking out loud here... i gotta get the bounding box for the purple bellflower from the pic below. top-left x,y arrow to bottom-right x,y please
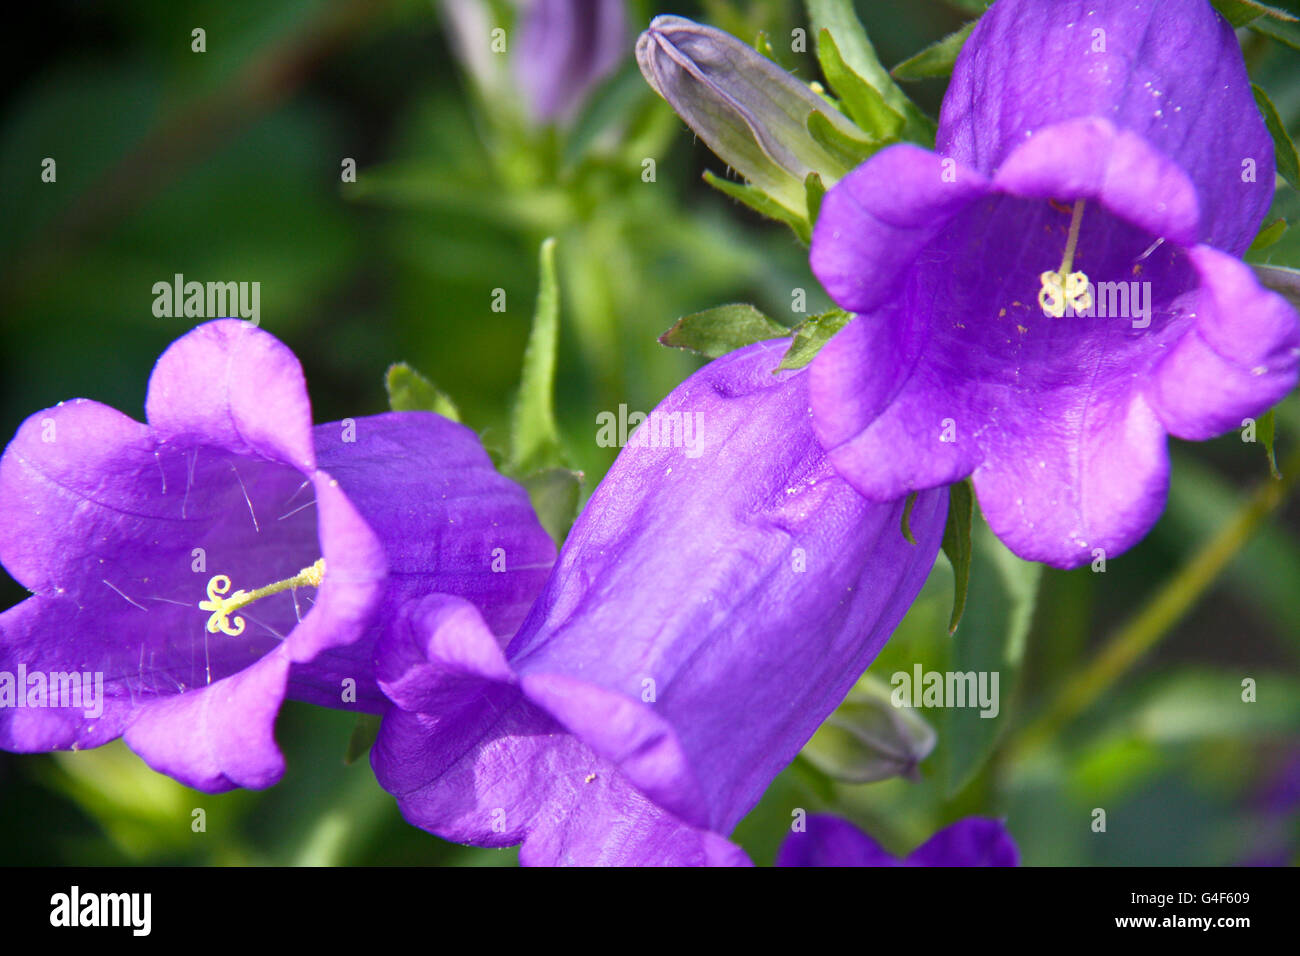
0,320 -> 554,792
372,341 -> 946,865
442,0 -> 628,126
516,0 -> 628,124
808,0 -> 1300,568
778,814 -> 1019,867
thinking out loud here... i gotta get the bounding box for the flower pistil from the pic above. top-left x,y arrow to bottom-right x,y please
1037,199 -> 1092,317
199,558 -> 326,636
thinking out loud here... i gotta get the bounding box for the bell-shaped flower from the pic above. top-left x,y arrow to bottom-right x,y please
0,320 -> 554,791
809,0 -> 1300,568
371,341 -> 946,865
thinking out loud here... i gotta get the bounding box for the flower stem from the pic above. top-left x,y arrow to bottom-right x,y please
1009,446 -> 1300,760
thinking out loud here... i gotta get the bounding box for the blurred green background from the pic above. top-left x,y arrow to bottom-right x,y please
1,0 -> 1298,865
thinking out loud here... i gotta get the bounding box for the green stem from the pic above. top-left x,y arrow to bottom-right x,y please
1009,445 -> 1300,760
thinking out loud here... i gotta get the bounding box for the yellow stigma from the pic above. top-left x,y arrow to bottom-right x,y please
1037,199 -> 1093,317
199,558 -> 325,636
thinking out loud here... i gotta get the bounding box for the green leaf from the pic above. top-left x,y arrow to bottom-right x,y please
520,466 -> 583,546
1260,408 -> 1281,479
800,674 -> 937,783
660,303 -> 789,359
941,518 -> 1041,795
807,109 -> 879,170
1252,83 -> 1300,191
815,28 -> 905,140
702,170 -> 812,243
344,713 -> 383,765
806,0 -> 936,144
1249,217 -> 1288,252
507,237 -> 566,476
941,479 -> 974,635
900,491 -> 919,545
775,308 -> 851,370
891,21 -> 976,81
1251,15 -> 1300,51
805,171 -> 826,225
1213,0 -> 1297,27
385,362 -> 461,422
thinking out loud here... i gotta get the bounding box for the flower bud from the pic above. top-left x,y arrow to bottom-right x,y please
637,15 -> 862,216
800,674 -> 937,783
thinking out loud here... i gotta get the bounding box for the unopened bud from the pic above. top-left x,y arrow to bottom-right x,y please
637,15 -> 862,216
800,673 -> 936,783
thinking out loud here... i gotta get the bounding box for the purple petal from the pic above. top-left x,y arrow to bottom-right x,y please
973,389 -> 1170,568
372,595 -> 748,866
777,814 -> 1019,867
991,116 -> 1200,247
146,318 -> 317,472
811,314 -> 983,500
1149,246 -> 1300,440
939,0 -> 1273,255
503,342 -> 945,833
907,817 -> 1020,867
776,814 -> 898,866
810,144 -> 991,317
289,412 -> 554,711
123,645 -> 291,791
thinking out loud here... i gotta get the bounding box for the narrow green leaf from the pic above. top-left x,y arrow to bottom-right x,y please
1249,217 -> 1288,252
703,170 -> 812,243
776,308 -> 851,370
900,491 -> 919,545
941,518 -> 1041,795
807,0 -> 907,110
816,28 -> 905,140
1260,408 -> 1281,479
660,303 -> 789,359
807,109 -> 879,170
1251,15 -> 1300,51
385,362 -> 461,422
891,21 -> 976,81
521,466 -> 584,546
1252,83 -> 1300,191
508,237 -> 566,476
805,171 -> 826,225
806,0 -> 936,143
344,713 -> 383,765
942,479 -> 974,635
